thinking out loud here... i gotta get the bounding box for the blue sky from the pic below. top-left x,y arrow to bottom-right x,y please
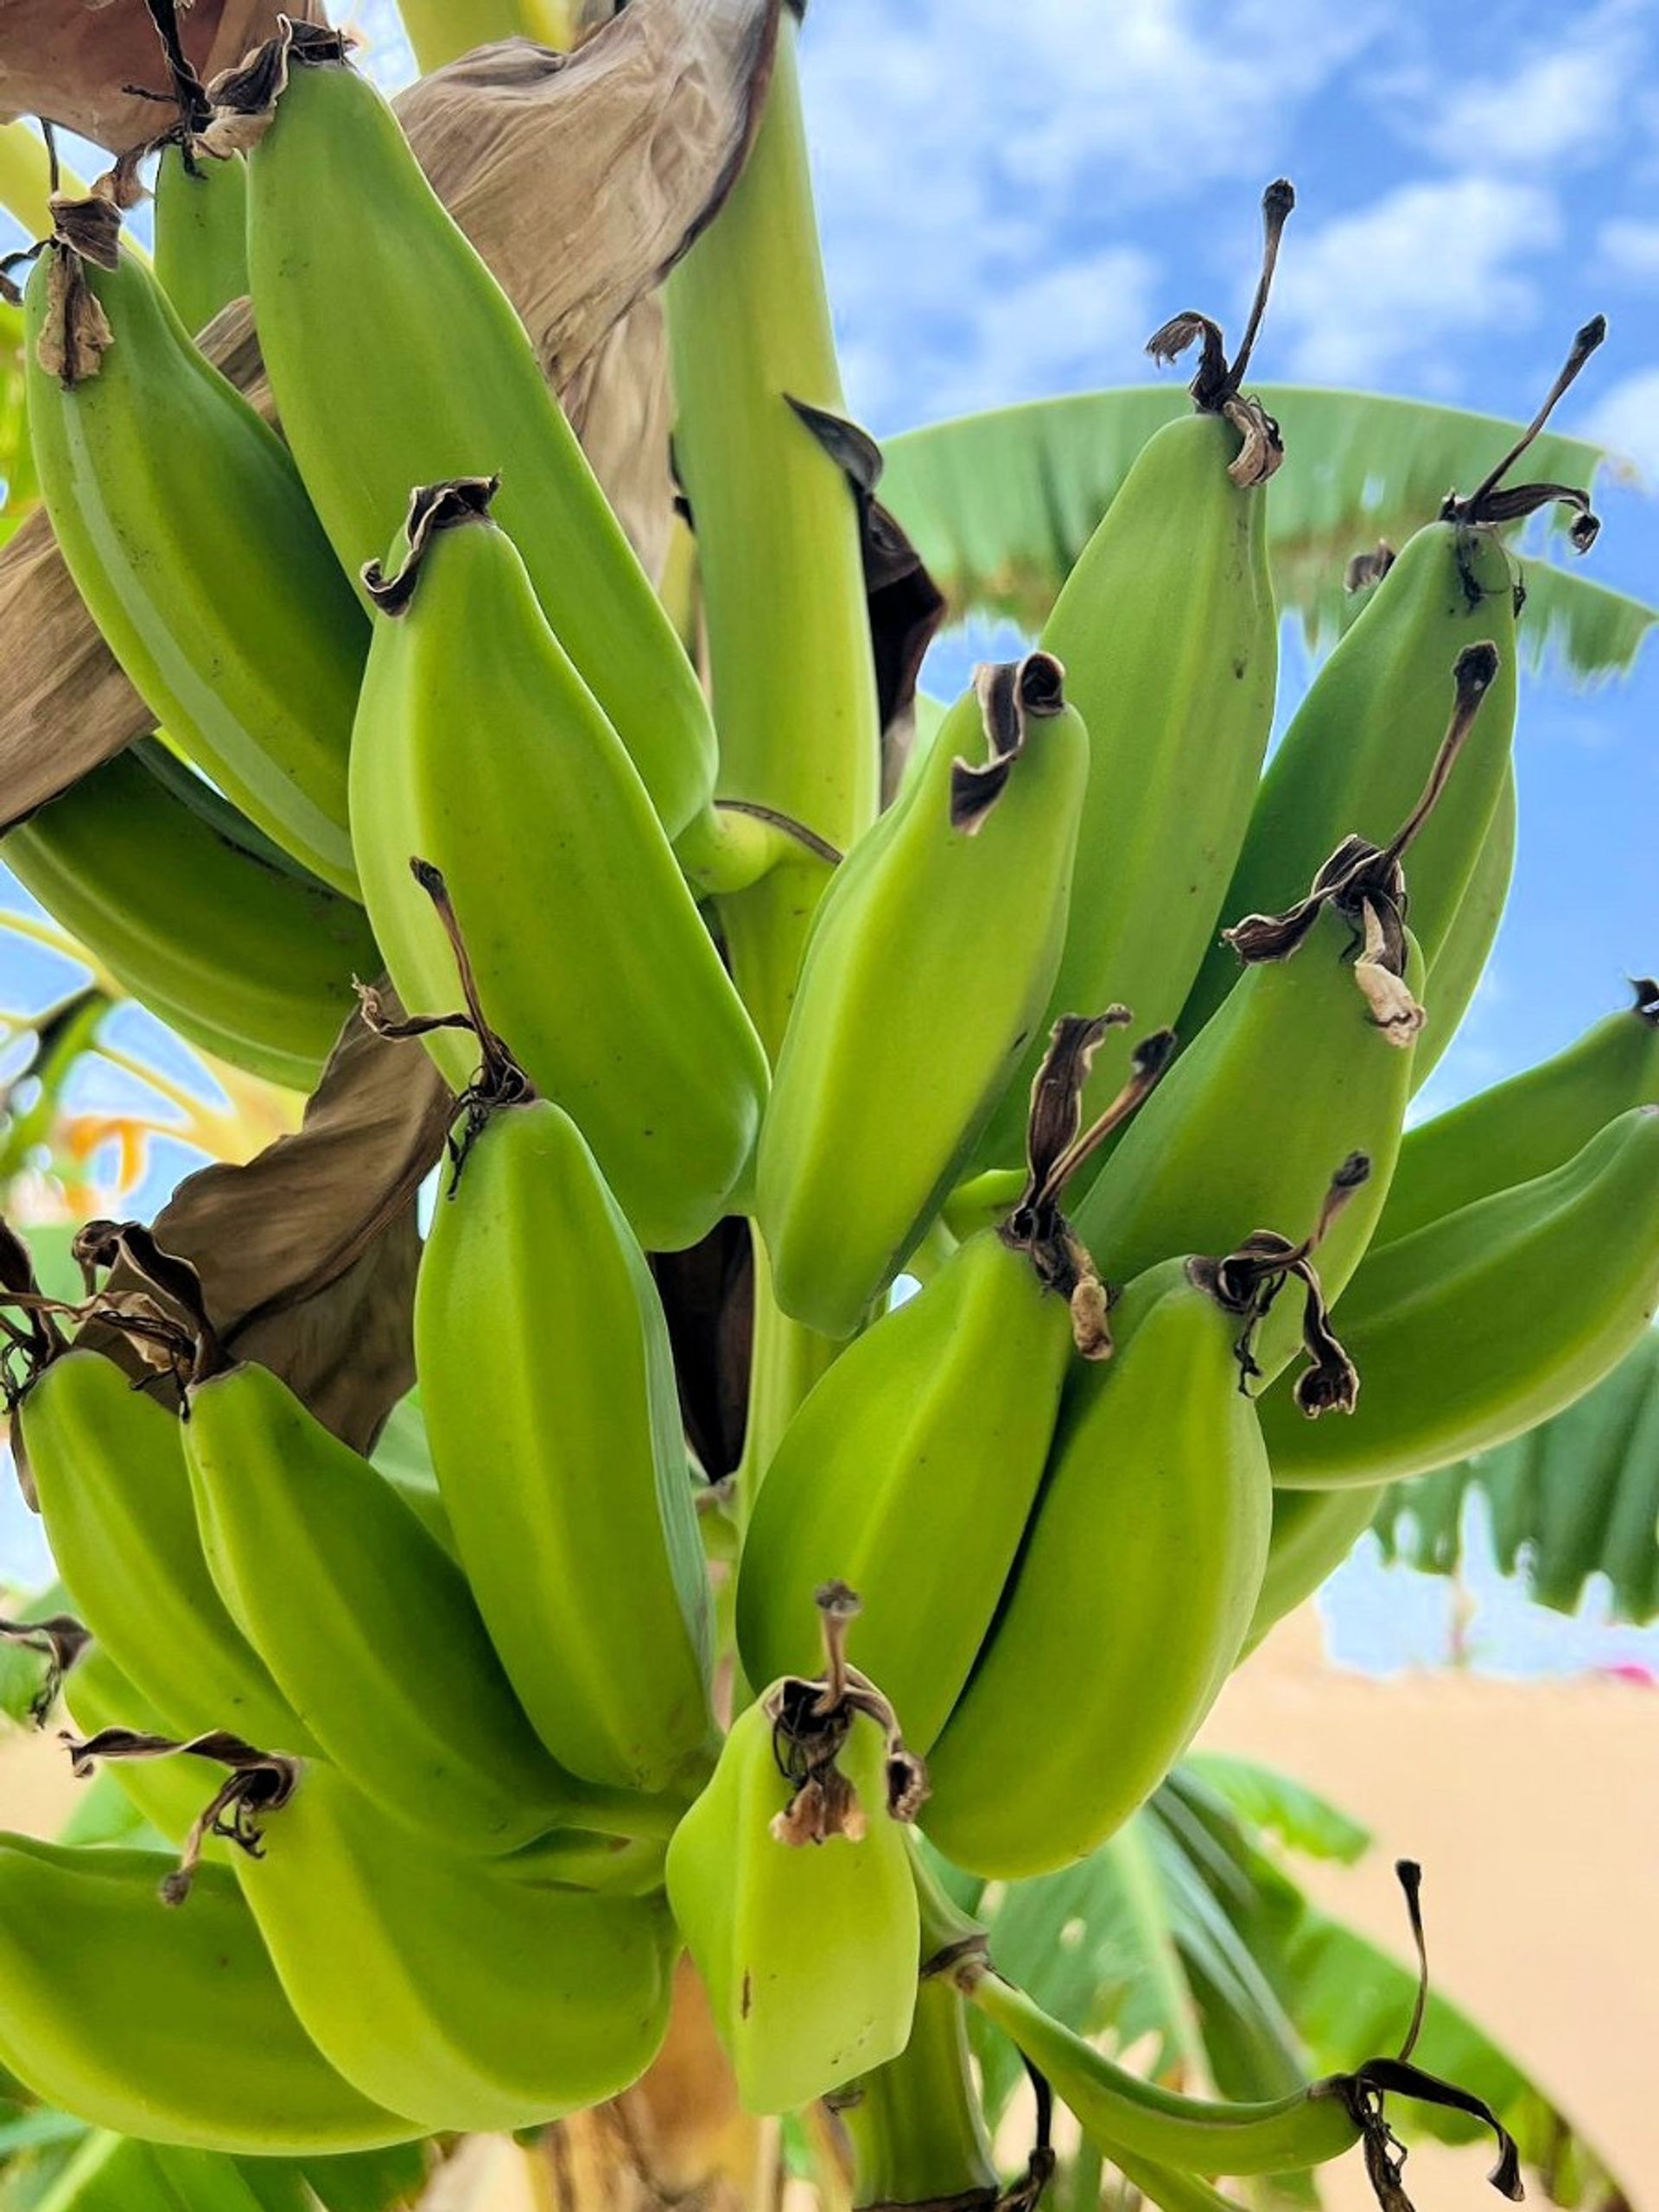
0,3 -> 1654,1658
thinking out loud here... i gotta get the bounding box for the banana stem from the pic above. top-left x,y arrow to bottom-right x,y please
666,12 -> 880,1061
838,1976 -> 998,2211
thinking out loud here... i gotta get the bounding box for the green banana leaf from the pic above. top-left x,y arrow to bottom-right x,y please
880,388 -> 1656,680
957,1758 -> 1628,2208
1373,1328 -> 1659,1625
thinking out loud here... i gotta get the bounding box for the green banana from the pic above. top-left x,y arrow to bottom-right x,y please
1243,1484 -> 1389,1655
4,741 -> 377,1093
153,144 -> 249,334
754,652 -> 1087,1338
0,1834 -> 419,2154
921,1257 -> 1276,1879
23,194 -> 365,895
1375,976 -> 1659,1248
1411,765 -> 1516,1091
666,1599 -> 924,2114
1265,1104 -> 1659,1485
231,24 -> 715,838
737,1019 -> 1178,1752
1180,320 -> 1605,1040
970,183 -> 1293,1170
61,1642 -> 228,1846
412,1009 -> 716,1796
231,1759 -> 678,2134
185,1357 -> 636,1857
20,1349 -> 314,1752
350,485 -> 766,1251
837,1974 -> 999,2211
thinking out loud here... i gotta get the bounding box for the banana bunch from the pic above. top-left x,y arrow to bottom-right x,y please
667,1589 -> 925,2114
4,741 -> 375,1093
351,482 -> 766,1252
22,187 -> 365,896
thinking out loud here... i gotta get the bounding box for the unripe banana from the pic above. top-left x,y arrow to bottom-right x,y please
20,1349 -> 313,1752
1242,1484 -> 1388,1656
232,1760 -> 678,2134
411,1037 -> 717,1797
0,1835 -> 419,2154
1410,766 -> 1516,1090
153,143 -> 248,334
667,1599 -> 925,2115
350,485 -> 766,1251
1375,976 -> 1659,1249
1264,1105 -> 1659,1485
23,195 -> 365,895
1181,320 -> 1605,1040
921,1260 -> 1274,1879
231,25 -> 715,836
970,183 -> 1293,1170
740,1019 -> 1178,1747
756,652 -> 1088,1338
185,1357 -> 639,1855
61,1643 -> 229,1846
4,741 -> 377,1093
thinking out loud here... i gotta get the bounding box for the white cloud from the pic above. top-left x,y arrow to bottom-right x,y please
1599,218 -> 1659,283
1409,0 -> 1648,169
1583,365 -> 1659,480
1269,176 -> 1560,385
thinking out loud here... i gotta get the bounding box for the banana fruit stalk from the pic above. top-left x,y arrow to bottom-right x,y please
738,1019 -> 1176,1751
1265,1103 -> 1659,1485
153,143 -> 249,335
838,1975 -> 1000,2212
184,1357 -> 620,1857
1181,318 -> 1605,1040
921,1233 -> 1347,1878
395,864 -> 717,1796
4,741 -> 377,1094
23,193 -> 365,896
0,1836 -> 420,2154
1375,976 -> 1659,1247
971,183 -> 1294,1171
351,482 -> 766,1251
757,651 -> 1088,1338
229,24 -> 715,837
22,1349 -> 313,1752
667,1593 -> 925,2115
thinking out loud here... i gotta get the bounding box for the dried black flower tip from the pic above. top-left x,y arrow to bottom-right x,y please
364,477 -> 502,615
1346,541 -> 1397,593
0,1614 -> 90,1726
950,653 -> 1069,833
764,1587 -> 928,1845
59,1726 -> 300,1904
1446,314 -> 1607,546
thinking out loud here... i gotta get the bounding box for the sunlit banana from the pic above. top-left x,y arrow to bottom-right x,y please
969,182 -> 1294,1171
153,143 -> 248,335
350,485 -> 766,1251
756,651 -> 1088,1338
1265,1104 -> 1659,1485
225,22 -> 715,837
23,191 -> 365,894
4,741 -> 376,1094
738,1019 -> 1177,1752
1181,318 -> 1605,1039
667,1592 -> 925,2114
1375,975 -> 1659,1248
185,1357 -> 651,1855
1409,765 -> 1516,1090
921,1255 -> 1284,1879
20,1348 -> 312,1752
0,1834 -> 419,2154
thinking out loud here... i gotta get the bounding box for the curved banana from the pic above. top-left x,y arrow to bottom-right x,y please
1410,765 -> 1516,1091
21,1350 -> 313,1752
23,195 -> 365,895
231,25 -> 715,838
5,741 -> 377,1094
153,143 -> 249,334
1375,976 -> 1659,1249
756,651 -> 1087,1338
1265,1104 -> 1659,1485
350,483 -> 766,1252
921,1259 -> 1273,1879
0,1834 -> 420,2154
1181,319 -> 1605,1039
739,1019 -> 1178,1752
666,1604 -> 924,2116
185,1358 -> 639,1855
1242,1484 -> 1389,1656
234,1760 -> 678,2135
412,1025 -> 717,1798
969,182 -> 1294,1172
